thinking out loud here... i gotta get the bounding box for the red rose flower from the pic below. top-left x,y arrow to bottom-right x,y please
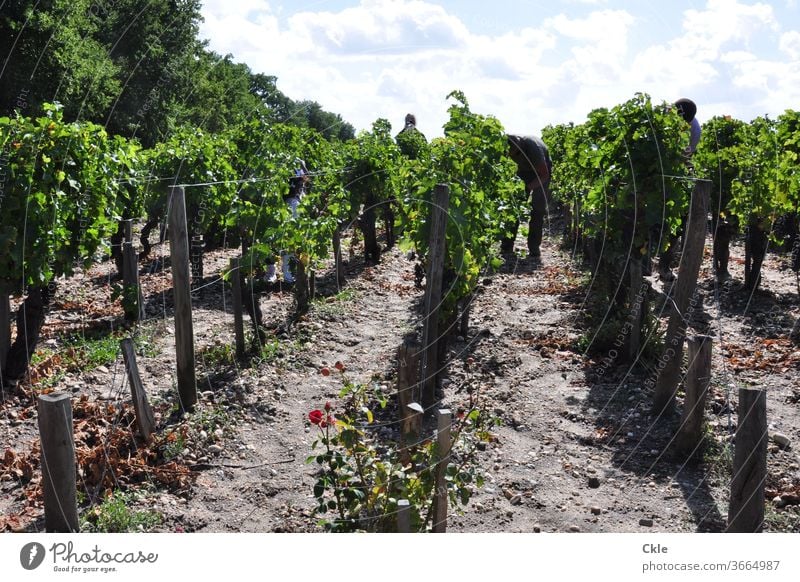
335,361 -> 346,372
309,410 -> 324,425
320,413 -> 335,428
324,401 -> 332,412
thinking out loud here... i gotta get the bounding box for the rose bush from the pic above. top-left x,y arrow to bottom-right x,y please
306,365 -> 496,532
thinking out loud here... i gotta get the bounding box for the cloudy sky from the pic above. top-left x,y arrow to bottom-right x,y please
198,0 -> 800,138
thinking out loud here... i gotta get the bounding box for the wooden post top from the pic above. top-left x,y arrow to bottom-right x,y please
38,392 -> 71,404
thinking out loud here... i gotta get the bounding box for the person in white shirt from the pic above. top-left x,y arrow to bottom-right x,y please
266,159 -> 308,284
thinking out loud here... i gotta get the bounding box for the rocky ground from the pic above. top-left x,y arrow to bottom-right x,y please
1,224 -> 799,533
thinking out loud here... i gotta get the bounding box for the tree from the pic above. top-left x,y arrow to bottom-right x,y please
0,0 -> 121,121
95,0 -> 204,146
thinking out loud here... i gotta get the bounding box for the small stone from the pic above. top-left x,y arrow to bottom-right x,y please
96,365 -> 109,374
569,525 -> 580,532
509,495 -> 522,506
214,428 -> 224,439
772,433 -> 790,450
503,488 -> 514,500
199,430 -> 208,440
772,496 -> 785,507
208,445 -> 223,455
533,525 -> 541,533
639,518 -> 654,527
588,477 -> 601,489
591,506 -> 602,515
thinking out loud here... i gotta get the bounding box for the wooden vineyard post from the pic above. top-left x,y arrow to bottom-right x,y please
332,227 -> 346,287
167,186 -> 197,411
120,338 -> 156,441
397,338 -> 422,463
431,409 -> 452,533
37,393 -> 79,532
421,184 -> 450,409
727,387 -> 768,533
122,218 -> 133,244
0,289 -> 9,379
652,179 -> 710,417
122,241 -> 144,321
190,235 -> 204,296
229,258 -> 246,359
674,335 -> 712,456
625,258 -> 644,363
397,499 -> 411,533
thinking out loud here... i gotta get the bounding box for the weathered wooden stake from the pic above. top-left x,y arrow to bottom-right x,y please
332,228 -> 346,287
0,291 -> 10,376
120,338 -> 156,441
397,499 -> 411,533
122,218 -> 133,244
652,180 -> 710,416
727,387 -> 768,533
295,258 -> 311,316
674,335 -> 713,456
122,241 -> 144,321
190,235 -> 204,293
397,338 -> 422,462
421,184 -> 450,409
625,259 -> 643,363
167,186 -> 197,411
229,258 -> 246,359
431,408 -> 452,533
37,392 -> 79,532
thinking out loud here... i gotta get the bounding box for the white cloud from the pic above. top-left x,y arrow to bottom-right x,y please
199,0 -> 560,136
197,1 -> 797,137
289,0 -> 470,56
681,0 -> 778,60
779,30 -> 800,59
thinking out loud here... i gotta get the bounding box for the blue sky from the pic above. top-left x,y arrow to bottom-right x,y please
199,0 -> 800,137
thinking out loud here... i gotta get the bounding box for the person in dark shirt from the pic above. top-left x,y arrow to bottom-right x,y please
502,134 -> 552,257
657,98 -> 702,282
395,113 -> 427,159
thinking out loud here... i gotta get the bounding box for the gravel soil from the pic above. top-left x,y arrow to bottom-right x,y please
1,224 -> 799,533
